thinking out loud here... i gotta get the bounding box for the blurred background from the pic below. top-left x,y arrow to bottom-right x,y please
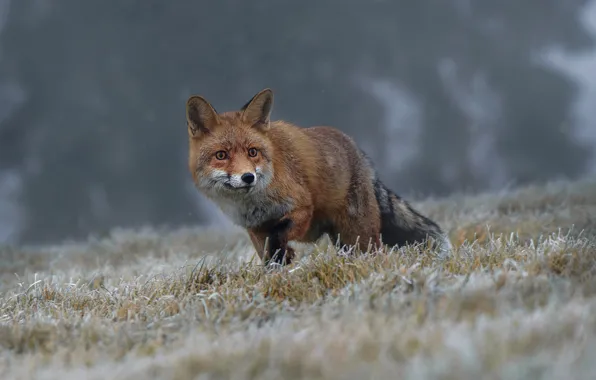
1,0 -> 596,246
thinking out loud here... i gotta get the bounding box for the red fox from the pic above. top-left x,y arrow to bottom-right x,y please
185,88 -> 452,266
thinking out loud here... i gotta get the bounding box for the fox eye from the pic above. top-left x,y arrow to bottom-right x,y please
248,148 -> 258,157
215,151 -> 228,160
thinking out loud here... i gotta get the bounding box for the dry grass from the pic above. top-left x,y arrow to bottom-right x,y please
1,178 -> 596,379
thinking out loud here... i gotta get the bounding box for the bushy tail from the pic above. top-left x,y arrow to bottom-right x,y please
373,178 -> 452,257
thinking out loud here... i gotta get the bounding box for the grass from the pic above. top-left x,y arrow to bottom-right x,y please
1,177 -> 596,379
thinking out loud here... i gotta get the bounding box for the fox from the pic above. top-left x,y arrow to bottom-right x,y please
185,88 -> 452,266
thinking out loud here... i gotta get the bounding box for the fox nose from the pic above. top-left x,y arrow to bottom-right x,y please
241,172 -> 255,184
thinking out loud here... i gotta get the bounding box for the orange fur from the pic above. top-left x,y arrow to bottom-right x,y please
186,88 -> 451,266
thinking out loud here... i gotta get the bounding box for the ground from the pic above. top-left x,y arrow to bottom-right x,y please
1,178 -> 596,379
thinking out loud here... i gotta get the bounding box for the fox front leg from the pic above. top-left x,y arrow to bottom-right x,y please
248,221 -> 295,266
249,206 -> 313,266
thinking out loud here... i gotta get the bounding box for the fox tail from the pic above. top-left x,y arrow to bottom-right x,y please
372,177 -> 452,257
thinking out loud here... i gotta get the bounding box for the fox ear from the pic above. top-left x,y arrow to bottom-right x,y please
186,95 -> 219,136
241,88 -> 273,129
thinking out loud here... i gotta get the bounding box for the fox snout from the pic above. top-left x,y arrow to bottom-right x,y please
196,163 -> 273,196
202,168 -> 261,190
226,171 -> 257,189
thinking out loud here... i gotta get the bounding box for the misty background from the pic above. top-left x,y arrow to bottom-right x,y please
1,1 -> 596,246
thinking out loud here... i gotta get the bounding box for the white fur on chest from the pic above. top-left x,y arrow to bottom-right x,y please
211,194 -> 293,229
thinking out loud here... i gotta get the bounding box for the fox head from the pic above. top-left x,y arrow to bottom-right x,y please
185,88 -> 275,199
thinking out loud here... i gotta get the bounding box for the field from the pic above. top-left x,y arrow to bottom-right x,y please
1,178 -> 596,379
